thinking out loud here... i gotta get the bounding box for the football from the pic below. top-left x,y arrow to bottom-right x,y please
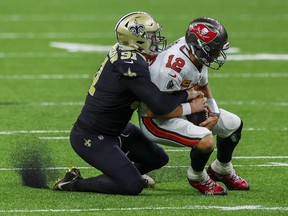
186,111 -> 208,126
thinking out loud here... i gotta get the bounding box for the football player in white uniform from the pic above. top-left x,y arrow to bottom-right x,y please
138,17 -> 249,195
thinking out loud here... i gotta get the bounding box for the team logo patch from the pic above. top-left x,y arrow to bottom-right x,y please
123,67 -> 137,77
166,80 -> 174,89
180,80 -> 192,88
129,20 -> 145,36
190,23 -> 218,43
84,138 -> 91,147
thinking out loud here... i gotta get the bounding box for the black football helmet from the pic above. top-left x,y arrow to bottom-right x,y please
185,17 -> 229,70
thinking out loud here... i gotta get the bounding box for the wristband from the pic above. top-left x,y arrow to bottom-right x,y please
207,98 -> 220,116
181,103 -> 192,116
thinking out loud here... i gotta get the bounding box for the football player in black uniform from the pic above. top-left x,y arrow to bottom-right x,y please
53,11 -> 207,195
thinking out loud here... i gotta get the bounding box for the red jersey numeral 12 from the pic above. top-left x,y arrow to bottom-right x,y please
165,55 -> 185,73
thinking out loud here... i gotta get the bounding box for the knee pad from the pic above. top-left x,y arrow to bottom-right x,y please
229,120 -> 243,143
213,109 -> 242,138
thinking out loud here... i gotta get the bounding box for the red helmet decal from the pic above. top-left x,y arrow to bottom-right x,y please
190,23 -> 218,43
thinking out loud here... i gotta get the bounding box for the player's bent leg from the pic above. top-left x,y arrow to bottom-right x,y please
210,109 -> 249,190
121,122 -> 169,175
186,135 -> 226,195
216,119 -> 243,163
64,124 -> 147,195
72,173 -> 146,195
53,167 -> 147,195
189,135 -> 214,178
196,135 -> 214,152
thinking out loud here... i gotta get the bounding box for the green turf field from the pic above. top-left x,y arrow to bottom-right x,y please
0,0 -> 287,215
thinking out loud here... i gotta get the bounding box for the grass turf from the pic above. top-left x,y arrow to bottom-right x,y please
0,0 -> 287,215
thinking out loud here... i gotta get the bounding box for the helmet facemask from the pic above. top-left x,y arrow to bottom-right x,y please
142,31 -> 167,54
194,38 -> 229,70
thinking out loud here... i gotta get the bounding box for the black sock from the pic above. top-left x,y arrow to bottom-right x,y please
217,121 -> 243,163
190,148 -> 213,172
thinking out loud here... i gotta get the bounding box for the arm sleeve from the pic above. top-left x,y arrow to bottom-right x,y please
123,76 -> 188,115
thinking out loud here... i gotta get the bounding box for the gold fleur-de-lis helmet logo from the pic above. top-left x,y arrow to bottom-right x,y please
128,19 -> 145,36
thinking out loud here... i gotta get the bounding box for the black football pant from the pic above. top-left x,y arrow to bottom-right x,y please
70,122 -> 169,195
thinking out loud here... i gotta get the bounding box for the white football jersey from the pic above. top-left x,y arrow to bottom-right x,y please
149,36 -> 208,92
138,37 -> 209,117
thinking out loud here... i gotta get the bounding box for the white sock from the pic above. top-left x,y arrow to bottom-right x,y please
211,159 -> 235,175
187,167 -> 209,181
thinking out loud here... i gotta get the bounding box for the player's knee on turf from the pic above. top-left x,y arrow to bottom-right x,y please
125,176 -> 147,195
144,146 -> 169,171
155,147 -> 169,169
197,135 -> 214,152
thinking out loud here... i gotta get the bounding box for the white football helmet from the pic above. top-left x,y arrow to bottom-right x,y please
115,11 -> 167,56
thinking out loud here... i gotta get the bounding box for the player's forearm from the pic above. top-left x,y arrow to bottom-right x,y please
147,96 -> 208,119
147,105 -> 183,118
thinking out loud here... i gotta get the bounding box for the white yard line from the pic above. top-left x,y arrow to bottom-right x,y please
38,136 -> 69,140
0,130 -> 70,135
228,54 -> 288,60
1,72 -> 288,79
0,127 -> 287,135
2,101 -> 287,107
0,15 -> 118,22
0,74 -> 91,79
0,32 -> 112,39
1,100 -> 287,107
0,205 -> 287,213
1,161 -> 288,171
0,52 -> 85,58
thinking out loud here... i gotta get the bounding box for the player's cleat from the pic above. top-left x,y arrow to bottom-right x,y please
53,167 -> 83,191
188,177 -> 227,195
142,174 -> 155,188
207,166 -> 250,190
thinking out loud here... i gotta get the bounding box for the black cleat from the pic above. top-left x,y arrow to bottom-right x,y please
53,167 -> 82,191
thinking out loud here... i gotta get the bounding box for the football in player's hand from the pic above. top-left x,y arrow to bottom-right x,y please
186,111 -> 208,126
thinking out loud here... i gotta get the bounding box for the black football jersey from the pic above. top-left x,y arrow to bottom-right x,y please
76,44 -> 187,136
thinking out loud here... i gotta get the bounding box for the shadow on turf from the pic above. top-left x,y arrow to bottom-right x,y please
10,140 -> 59,189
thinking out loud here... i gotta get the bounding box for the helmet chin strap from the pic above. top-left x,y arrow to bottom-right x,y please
188,42 -> 209,67
187,44 -> 200,62
186,45 -> 204,70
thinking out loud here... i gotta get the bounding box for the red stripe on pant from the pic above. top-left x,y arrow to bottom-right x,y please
142,117 -> 200,147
